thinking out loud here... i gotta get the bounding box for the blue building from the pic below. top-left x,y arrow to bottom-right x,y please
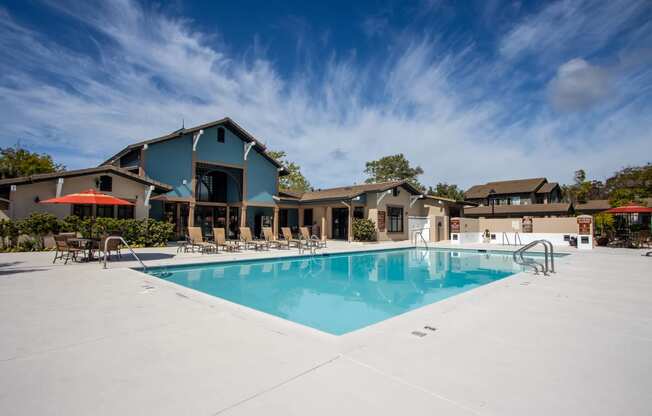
103,117 -> 287,240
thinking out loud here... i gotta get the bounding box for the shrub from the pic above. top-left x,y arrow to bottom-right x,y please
0,216 -> 174,251
17,212 -> 60,249
593,213 -> 615,236
352,218 -> 376,241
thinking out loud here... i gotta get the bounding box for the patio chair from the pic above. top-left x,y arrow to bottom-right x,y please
299,226 -> 326,248
281,227 -> 303,249
52,234 -> 84,264
188,227 -> 217,254
99,235 -> 122,260
262,227 -> 287,249
240,227 -> 268,251
213,228 -> 240,252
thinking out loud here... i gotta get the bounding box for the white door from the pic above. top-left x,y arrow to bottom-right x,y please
408,216 -> 430,242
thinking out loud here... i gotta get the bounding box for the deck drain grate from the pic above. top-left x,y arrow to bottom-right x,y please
411,331 -> 427,337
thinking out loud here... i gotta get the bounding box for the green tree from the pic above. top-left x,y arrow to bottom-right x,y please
268,150 -> 312,193
0,147 -> 64,179
364,154 -> 424,190
562,169 -> 605,204
427,182 -> 464,201
605,164 -> 652,206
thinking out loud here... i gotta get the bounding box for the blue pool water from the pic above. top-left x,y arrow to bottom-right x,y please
147,248 -> 529,335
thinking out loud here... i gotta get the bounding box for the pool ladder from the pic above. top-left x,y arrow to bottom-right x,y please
102,236 -> 148,272
513,239 -> 555,276
411,229 -> 429,249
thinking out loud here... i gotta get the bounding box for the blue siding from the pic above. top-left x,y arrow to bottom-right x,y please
247,149 -> 277,202
146,135 -> 193,197
196,126 -> 244,166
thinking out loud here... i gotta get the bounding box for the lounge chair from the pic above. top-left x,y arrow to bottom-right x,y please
188,227 -> 217,254
281,227 -> 303,249
53,234 -> 84,264
299,226 -> 326,248
240,227 -> 268,251
213,228 -> 240,252
262,227 -> 287,249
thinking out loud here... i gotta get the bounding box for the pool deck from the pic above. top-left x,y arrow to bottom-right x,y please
1,241 -> 650,415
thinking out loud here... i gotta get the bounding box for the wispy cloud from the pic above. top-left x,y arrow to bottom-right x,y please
0,0 -> 650,189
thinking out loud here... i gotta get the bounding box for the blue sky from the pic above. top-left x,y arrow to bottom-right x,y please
1,0 -> 651,189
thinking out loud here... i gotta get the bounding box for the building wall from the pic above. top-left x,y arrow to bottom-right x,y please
366,187 -> 424,241
246,149 -> 278,203
145,135 -> 193,198
9,174 -> 152,219
196,126 -> 245,166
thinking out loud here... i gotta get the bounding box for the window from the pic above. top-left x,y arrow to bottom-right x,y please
96,205 -> 114,218
195,166 -> 228,202
98,175 -> 113,192
117,205 -> 134,219
392,187 -> 400,197
73,204 -> 92,219
217,127 -> 225,143
353,206 -> 365,219
387,206 -> 403,233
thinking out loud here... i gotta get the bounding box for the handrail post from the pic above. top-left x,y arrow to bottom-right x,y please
103,236 -> 147,271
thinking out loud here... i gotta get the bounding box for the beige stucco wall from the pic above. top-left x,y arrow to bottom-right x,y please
457,217 -> 480,233
478,218 -> 522,233
366,188 -> 425,241
532,217 -> 578,233
422,200 -> 450,241
8,174 -> 152,220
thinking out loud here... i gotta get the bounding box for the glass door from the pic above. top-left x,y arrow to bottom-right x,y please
228,207 -> 240,239
331,207 -> 349,240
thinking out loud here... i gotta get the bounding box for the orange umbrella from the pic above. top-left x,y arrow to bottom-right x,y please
40,188 -> 134,206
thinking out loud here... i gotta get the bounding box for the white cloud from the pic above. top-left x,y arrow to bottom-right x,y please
0,0 -> 650,190
499,0 -> 648,62
547,58 -> 611,111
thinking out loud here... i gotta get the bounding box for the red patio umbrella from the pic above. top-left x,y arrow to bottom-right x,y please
40,189 -> 134,239
40,188 -> 134,206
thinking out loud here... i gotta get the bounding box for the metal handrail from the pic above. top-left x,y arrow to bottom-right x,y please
513,239 -> 555,276
410,228 -> 429,249
102,236 -> 147,271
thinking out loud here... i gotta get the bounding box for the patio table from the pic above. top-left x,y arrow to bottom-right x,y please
68,238 -> 99,261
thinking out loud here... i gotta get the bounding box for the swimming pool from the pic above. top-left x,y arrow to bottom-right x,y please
148,248 -> 532,335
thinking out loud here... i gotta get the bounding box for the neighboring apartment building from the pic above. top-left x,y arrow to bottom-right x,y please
463,177 -> 571,218
0,117 -> 459,242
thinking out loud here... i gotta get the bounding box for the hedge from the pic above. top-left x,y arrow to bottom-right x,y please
0,213 -> 174,252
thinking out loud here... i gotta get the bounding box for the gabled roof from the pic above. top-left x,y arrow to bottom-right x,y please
575,199 -> 611,212
536,182 -> 559,194
101,117 -> 287,173
279,180 -> 423,202
0,166 -> 172,192
463,202 -> 572,216
464,178 -> 548,199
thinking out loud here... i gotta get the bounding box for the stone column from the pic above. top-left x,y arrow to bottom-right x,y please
273,207 -> 279,239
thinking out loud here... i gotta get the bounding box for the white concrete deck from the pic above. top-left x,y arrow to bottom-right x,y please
1,241 -> 650,415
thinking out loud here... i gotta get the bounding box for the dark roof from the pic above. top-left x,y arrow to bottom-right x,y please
101,117 -> 287,173
464,178 -> 548,199
464,203 -> 572,216
536,182 -> 559,194
0,166 -> 173,192
279,181 -> 423,202
575,199 -> 611,212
